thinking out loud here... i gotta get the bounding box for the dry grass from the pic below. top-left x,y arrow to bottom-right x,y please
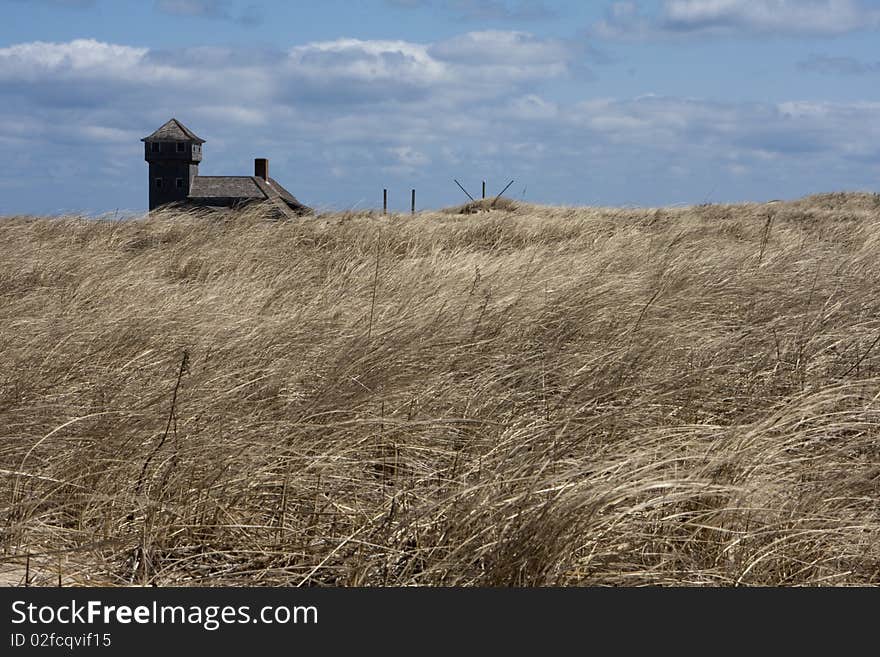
2,192 -> 880,586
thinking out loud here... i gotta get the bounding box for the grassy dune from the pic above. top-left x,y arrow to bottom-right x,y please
2,193 -> 880,586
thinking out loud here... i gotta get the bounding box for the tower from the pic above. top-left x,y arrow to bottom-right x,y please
141,118 -> 205,210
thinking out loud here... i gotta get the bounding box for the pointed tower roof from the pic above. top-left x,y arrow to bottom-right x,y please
141,118 -> 205,144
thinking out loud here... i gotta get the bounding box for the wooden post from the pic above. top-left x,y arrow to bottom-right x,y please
492,179 -> 515,208
482,181 -> 486,199
455,179 -> 474,201
383,189 -> 387,215
411,189 -> 416,215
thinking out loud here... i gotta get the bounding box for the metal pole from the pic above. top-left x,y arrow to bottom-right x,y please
411,189 -> 415,215
454,179 -> 475,201
383,189 -> 387,215
492,180 -> 515,207
482,181 -> 486,199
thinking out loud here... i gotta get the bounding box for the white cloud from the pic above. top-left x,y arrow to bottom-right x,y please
0,39 -> 148,79
79,125 -> 136,142
506,94 -> 559,120
389,145 -> 431,168
565,96 -> 880,166
595,0 -> 880,38
287,39 -> 448,85
429,30 -> 571,76
282,31 -> 574,99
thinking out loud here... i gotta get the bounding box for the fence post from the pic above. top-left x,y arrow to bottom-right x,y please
383,189 -> 387,215
411,189 -> 416,215
482,181 -> 486,199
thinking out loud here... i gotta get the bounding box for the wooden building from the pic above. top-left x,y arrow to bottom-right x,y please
142,118 -> 310,217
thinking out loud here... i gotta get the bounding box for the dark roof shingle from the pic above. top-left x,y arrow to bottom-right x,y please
253,177 -> 309,212
142,118 -> 205,144
187,176 -> 310,214
188,176 -> 264,199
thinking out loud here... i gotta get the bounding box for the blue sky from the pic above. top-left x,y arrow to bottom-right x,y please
1,0 -> 880,213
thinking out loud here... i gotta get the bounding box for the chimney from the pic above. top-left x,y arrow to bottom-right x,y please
254,158 -> 269,180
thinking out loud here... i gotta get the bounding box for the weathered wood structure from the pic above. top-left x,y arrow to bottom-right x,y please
142,118 -> 310,216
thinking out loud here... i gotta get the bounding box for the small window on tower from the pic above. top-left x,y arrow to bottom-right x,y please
176,178 -> 184,189
155,178 -> 163,188
177,142 -> 185,153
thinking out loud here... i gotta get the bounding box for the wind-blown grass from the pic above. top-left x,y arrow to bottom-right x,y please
2,192 -> 880,586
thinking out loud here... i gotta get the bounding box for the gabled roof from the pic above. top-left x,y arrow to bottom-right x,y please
187,176 -> 311,215
252,176 -> 309,211
141,118 -> 205,144
252,176 -> 310,218
189,176 -> 263,199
